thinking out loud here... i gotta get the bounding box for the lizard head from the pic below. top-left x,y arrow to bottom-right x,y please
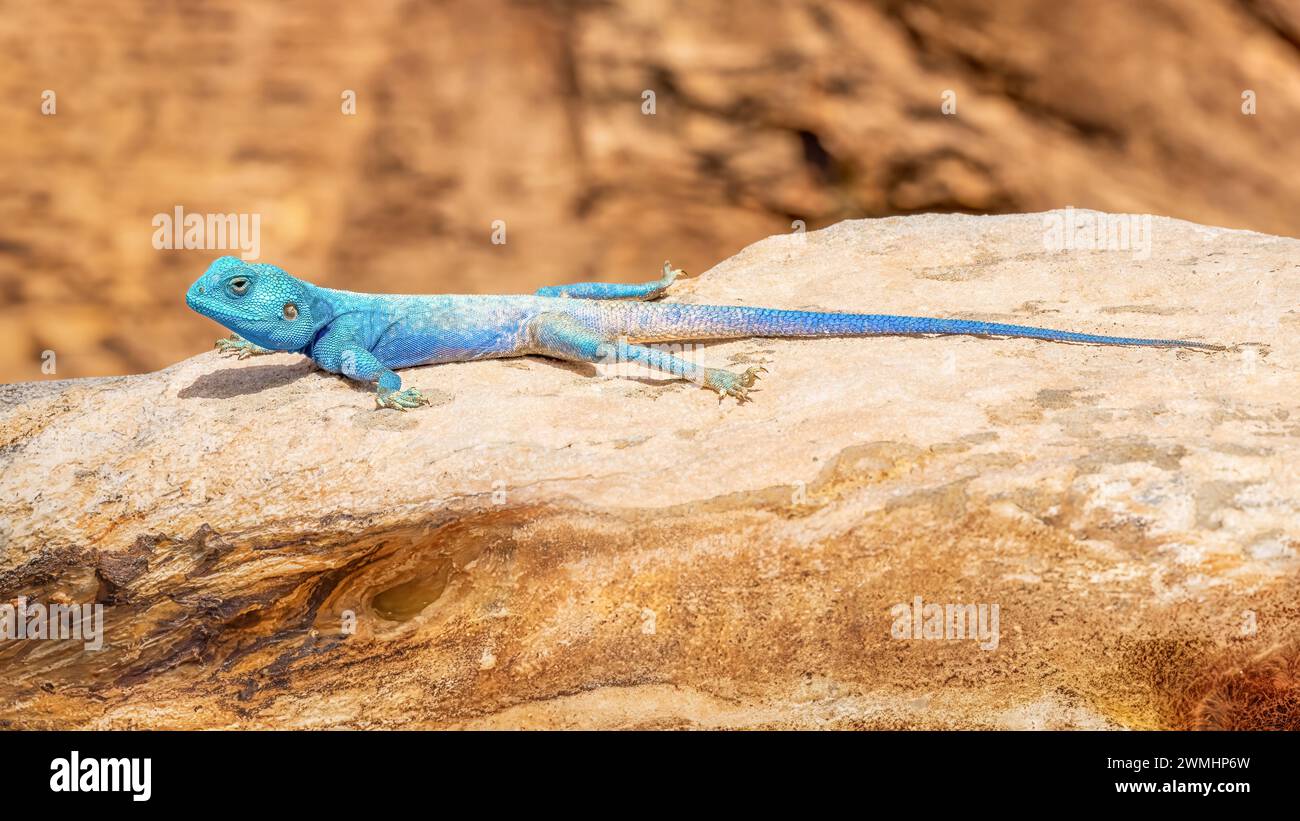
186,257 -> 322,351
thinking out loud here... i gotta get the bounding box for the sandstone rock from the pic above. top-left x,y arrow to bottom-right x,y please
1,212 -> 1297,729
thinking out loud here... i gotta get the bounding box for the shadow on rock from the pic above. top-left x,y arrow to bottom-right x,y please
179,361 -> 316,399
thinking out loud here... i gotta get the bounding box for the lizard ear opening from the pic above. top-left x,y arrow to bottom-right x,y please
282,303 -> 299,321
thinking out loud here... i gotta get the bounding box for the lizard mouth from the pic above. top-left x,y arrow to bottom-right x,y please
185,291 -> 256,330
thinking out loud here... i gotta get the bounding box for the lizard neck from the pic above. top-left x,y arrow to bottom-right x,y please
296,282 -> 340,355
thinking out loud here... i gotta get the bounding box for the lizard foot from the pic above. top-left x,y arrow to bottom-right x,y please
215,335 -> 272,359
660,260 -> 686,287
376,387 -> 431,411
703,365 -> 766,402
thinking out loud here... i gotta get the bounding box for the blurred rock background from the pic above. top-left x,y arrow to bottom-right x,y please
2,0 -> 1298,381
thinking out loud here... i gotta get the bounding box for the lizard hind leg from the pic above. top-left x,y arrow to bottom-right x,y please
527,312 -> 762,401
534,261 -> 685,301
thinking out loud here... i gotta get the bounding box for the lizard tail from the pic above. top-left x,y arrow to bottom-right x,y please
618,303 -> 1224,350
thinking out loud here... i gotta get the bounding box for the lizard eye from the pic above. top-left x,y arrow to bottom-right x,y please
282,302 -> 298,321
228,277 -> 250,296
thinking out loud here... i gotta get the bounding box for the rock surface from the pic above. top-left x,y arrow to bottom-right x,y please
5,0 -> 1300,381
1,211 -> 1297,729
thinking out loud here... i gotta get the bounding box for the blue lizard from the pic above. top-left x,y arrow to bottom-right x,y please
185,256 -> 1222,410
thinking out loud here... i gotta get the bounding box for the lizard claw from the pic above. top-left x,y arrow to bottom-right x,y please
215,335 -> 269,360
376,387 -> 430,411
703,365 -> 765,402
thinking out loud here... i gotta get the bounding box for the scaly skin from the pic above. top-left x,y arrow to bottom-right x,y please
185,256 -> 1223,409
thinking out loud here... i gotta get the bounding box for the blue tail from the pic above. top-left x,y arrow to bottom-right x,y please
630,304 -> 1224,350
840,313 -> 1221,349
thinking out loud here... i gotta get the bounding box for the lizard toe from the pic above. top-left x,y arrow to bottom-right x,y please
703,367 -> 761,402
376,387 -> 431,411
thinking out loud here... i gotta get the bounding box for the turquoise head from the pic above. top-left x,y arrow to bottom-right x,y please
185,257 -> 325,351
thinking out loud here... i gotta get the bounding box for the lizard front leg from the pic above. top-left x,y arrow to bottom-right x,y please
333,346 -> 429,411
215,334 -> 275,359
534,261 -> 685,301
